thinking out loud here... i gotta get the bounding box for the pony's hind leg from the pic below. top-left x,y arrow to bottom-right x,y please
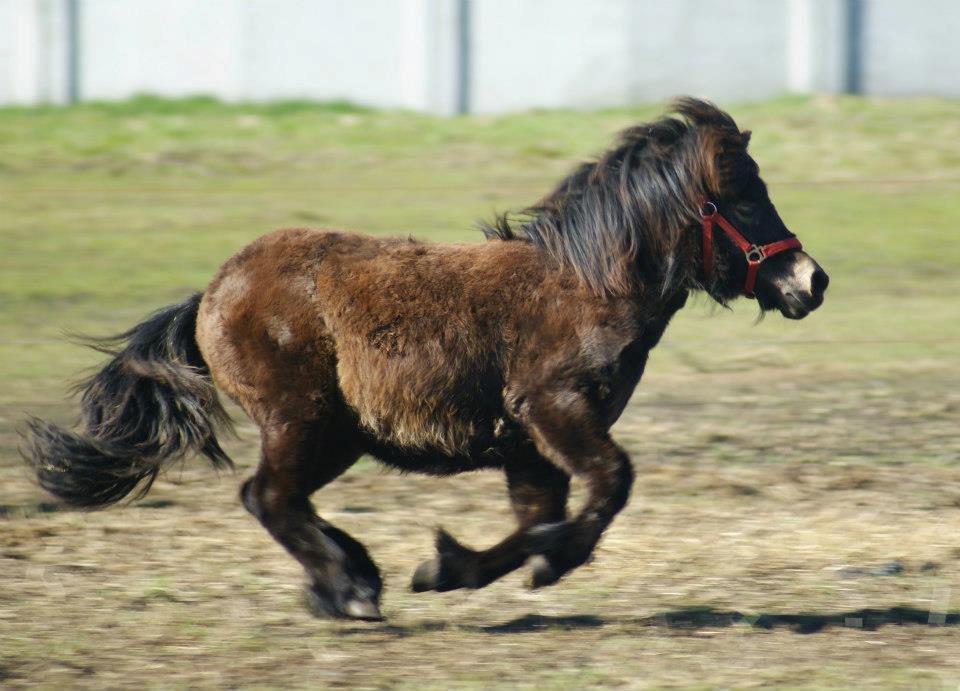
242,421 -> 383,620
411,454 -> 570,592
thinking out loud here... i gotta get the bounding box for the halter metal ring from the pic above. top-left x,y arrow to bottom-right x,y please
745,245 -> 765,263
699,201 -> 717,218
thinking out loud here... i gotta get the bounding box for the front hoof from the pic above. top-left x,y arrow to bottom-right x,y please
528,554 -> 561,589
410,528 -> 478,592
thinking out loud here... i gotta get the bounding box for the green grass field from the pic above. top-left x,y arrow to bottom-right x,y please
1,96 -> 959,688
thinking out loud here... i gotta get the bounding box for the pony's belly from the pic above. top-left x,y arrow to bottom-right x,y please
334,335 -> 505,457
362,437 -> 506,475
360,419 -> 527,475
345,387 -> 506,461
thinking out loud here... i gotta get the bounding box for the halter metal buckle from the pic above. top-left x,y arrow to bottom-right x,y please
745,245 -> 765,263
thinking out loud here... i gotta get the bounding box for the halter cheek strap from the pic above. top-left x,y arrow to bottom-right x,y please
700,201 -> 802,298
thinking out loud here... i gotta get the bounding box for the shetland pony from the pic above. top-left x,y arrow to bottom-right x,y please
24,99 -> 828,620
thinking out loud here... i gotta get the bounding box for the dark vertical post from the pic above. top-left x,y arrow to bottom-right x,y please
65,0 -> 81,103
455,0 -> 471,114
844,0 -> 864,94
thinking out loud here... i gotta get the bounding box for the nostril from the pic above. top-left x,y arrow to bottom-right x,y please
811,268 -> 829,295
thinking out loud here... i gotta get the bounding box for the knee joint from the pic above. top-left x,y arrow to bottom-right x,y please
239,477 -> 263,518
240,475 -> 290,521
598,455 -> 634,517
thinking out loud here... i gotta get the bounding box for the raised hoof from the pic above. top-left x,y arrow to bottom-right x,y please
304,585 -> 383,621
410,528 -> 478,593
411,557 -> 441,593
528,554 -> 562,589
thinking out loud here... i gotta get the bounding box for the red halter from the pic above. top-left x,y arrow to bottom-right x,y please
700,201 -> 802,298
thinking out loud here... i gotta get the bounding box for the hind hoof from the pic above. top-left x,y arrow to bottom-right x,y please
304,585 -> 383,621
342,598 -> 383,621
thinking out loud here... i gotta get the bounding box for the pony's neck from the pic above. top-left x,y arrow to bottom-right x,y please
519,152 -> 704,300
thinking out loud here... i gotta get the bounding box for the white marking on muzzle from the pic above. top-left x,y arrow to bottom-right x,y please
775,252 -> 818,295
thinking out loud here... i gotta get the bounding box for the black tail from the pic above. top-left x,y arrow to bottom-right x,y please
21,293 -> 233,508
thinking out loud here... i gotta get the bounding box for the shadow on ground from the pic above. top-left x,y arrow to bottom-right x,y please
344,608 -> 960,638
0,498 -> 176,518
481,608 -> 960,635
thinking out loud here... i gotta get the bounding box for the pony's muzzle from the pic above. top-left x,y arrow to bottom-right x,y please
758,251 -> 829,319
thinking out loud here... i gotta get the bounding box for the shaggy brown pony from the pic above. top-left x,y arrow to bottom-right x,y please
23,98 -> 828,621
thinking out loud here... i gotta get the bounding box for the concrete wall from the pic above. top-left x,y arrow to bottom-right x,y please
470,0 -> 632,113
1,0 -> 958,112
0,0 -> 462,110
74,0 -> 462,109
0,0 -> 71,104
862,0 -> 960,97
78,0 -> 245,101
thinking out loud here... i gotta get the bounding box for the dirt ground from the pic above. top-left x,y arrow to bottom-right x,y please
3,362 -> 959,689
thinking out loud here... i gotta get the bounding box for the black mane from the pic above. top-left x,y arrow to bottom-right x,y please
482,97 -> 747,297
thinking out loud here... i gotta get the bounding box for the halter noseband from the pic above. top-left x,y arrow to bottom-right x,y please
700,201 -> 802,298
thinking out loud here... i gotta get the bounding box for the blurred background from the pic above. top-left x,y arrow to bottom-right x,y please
2,0 -> 959,111
1,1 -> 959,688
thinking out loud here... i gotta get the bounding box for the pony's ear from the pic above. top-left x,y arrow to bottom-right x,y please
697,128 -> 755,198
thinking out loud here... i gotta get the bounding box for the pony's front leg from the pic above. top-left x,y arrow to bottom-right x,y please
519,390 -> 634,588
411,455 -> 569,592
